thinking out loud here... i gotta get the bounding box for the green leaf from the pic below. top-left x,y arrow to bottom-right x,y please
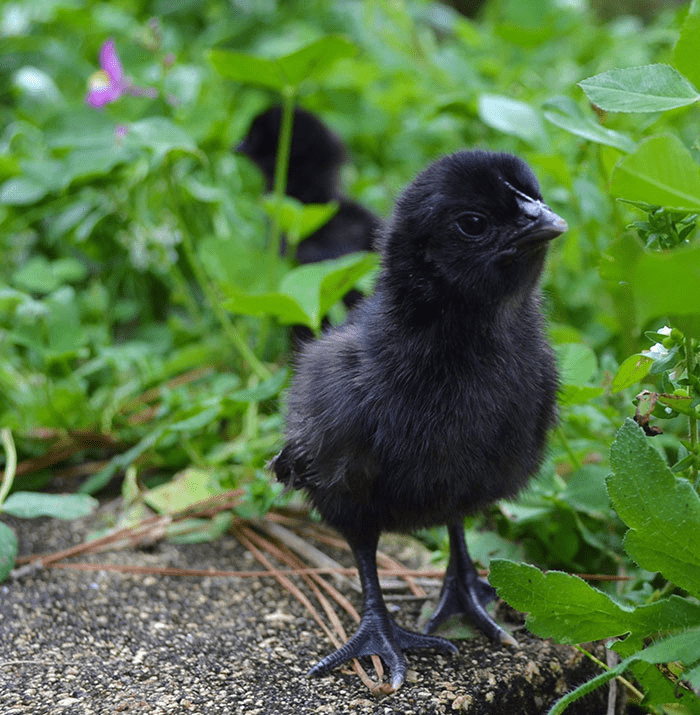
555,343 -> 597,386
557,384 -> 605,406
168,406 -> 222,432
657,392 -> 695,417
0,522 -> 17,582
208,49 -> 287,91
167,512 -> 234,544
631,242 -> 700,325
63,146 -> 132,183
608,419 -> 700,597
489,560 -> 633,643
229,368 -> 288,403
610,135 -> 700,211
477,94 -> 547,145
209,35 -> 355,92
261,196 -> 339,246
12,256 -> 59,294
633,628 -> 700,666
578,64 -> 700,113
280,252 -> 378,330
466,530 -> 523,567
223,290 -> 312,328
0,176 -> 48,206
561,464 -> 612,518
611,354 -> 653,392
143,467 -> 219,515
2,492 -> 98,520
599,233 -> 644,283
543,99 -> 635,153
491,559 -> 700,647
126,118 -> 201,163
277,36 -> 357,87
549,627 -> 700,715
674,6 -> 700,91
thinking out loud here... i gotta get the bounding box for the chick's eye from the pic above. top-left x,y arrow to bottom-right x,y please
455,212 -> 487,237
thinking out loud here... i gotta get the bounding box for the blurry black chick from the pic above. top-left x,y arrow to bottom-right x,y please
237,105 -> 381,269
269,150 -> 567,689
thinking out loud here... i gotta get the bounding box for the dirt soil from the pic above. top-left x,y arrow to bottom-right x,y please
0,512 -> 619,715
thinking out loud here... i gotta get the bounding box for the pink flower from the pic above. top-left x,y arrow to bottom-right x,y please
86,39 -> 157,108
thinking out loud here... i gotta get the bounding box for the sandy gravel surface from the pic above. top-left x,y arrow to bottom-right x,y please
0,513 -> 614,715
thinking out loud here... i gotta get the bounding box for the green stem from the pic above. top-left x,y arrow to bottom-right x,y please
556,424 -> 582,472
164,163 -> 272,382
179,227 -> 272,382
269,89 -> 296,271
686,336 -> 698,487
169,259 -> 204,325
573,645 -> 645,704
0,428 -> 17,507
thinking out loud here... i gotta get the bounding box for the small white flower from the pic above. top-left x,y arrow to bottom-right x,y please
642,325 -> 671,360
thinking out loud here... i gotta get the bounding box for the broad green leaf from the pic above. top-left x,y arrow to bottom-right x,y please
610,135 -> 700,211
13,66 -> 62,103
634,628 -> 700,667
608,419 -> 700,597
611,354 -> 653,392
555,343 -> 597,386
557,384 -> 605,406
167,512 -> 234,544
143,467 -> 220,515
599,233 -> 644,283
277,36 -> 357,87
631,242 -> 700,324
561,464 -> 612,518
223,290 -> 312,327
578,64 -> 700,113
208,49 -> 287,91
209,35 -> 355,92
261,196 -> 339,246
630,595 -> 700,636
674,5 -> 700,90
0,176 -> 48,206
279,252 -> 378,330
688,662 -> 700,690
45,293 -> 85,358
491,559 -> 700,647
477,94 -> 546,145
63,146 -> 132,183
543,98 -> 635,152
126,118 -> 201,162
198,235 -> 278,294
12,256 -> 60,294
657,392 -> 695,417
489,560 -> 633,643
2,492 -> 98,520
466,530 -> 523,567
0,522 -> 17,582
318,252 -> 378,317
550,628 -> 700,715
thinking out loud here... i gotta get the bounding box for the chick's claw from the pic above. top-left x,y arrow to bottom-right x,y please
309,612 -> 458,690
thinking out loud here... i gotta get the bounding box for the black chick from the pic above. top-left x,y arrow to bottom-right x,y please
269,150 -> 567,689
236,105 -> 382,268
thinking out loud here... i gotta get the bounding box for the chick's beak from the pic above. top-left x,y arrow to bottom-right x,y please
518,198 -> 568,245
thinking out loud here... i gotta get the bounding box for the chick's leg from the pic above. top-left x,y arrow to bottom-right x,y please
308,534 -> 457,690
424,520 -> 517,646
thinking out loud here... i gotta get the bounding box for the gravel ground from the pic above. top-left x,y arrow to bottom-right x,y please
0,513 -> 618,715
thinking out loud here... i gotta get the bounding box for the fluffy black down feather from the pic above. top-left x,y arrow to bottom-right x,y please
271,150 -> 564,540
